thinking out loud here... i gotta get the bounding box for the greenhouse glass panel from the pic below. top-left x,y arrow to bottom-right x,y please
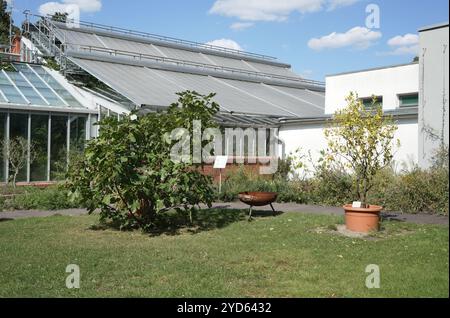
30,66 -> 82,107
0,72 -> 27,104
31,115 -> 49,182
16,66 -> 64,106
9,113 -> 29,182
0,113 -> 5,182
70,115 -> 86,154
6,72 -> 47,106
50,115 -> 68,181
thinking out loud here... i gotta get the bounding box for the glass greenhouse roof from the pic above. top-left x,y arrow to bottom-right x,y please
0,63 -> 83,108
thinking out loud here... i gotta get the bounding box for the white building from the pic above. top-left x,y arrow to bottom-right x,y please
280,63 -> 420,171
280,22 -> 449,171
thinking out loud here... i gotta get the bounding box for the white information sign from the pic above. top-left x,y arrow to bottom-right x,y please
213,156 -> 229,169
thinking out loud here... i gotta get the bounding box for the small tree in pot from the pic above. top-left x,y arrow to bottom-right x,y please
324,93 -> 399,233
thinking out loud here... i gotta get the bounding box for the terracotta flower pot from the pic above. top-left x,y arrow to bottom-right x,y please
343,204 -> 383,233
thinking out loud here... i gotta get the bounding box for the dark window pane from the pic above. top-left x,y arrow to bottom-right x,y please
361,96 -> 383,109
9,113 -> 29,182
70,116 -> 86,154
400,94 -> 419,107
50,115 -> 67,181
31,115 -> 49,182
0,113 -> 5,182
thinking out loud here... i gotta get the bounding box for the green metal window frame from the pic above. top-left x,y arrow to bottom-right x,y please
399,93 -> 419,107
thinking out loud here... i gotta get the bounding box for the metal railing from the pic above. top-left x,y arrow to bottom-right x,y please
61,21 -> 277,62
69,44 -> 325,87
22,13 -> 324,87
25,16 -> 83,74
23,12 -> 277,62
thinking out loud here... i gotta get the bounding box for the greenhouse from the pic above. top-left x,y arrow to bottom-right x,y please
0,62 -> 97,184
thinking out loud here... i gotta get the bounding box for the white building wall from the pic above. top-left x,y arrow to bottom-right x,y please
279,118 -> 418,174
325,63 -> 419,114
418,23 -> 449,168
279,123 -> 327,174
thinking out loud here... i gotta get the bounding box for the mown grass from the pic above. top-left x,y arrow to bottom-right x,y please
0,210 -> 448,298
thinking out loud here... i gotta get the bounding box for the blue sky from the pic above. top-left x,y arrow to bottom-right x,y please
10,0 -> 449,81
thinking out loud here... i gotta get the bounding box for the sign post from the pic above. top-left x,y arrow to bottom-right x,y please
213,156 -> 228,194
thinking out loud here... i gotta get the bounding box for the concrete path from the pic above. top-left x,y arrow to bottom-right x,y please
0,202 -> 448,226
208,202 -> 449,226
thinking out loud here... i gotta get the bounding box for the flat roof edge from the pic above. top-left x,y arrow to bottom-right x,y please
326,62 -> 419,78
418,22 -> 449,32
280,108 -> 419,125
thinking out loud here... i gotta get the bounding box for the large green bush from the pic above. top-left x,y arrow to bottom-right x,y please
66,91 -> 218,231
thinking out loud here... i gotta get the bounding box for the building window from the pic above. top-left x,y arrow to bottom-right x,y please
50,115 -> 68,181
399,93 -> 419,107
31,115 -> 49,182
360,96 -> 383,109
9,113 -> 29,183
0,113 -> 5,182
70,115 -> 87,154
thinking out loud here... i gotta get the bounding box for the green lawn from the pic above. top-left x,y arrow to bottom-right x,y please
0,210 -> 448,298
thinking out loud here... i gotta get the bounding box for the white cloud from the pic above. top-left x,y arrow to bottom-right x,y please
379,33 -> 420,56
300,69 -> 313,78
210,0 -> 323,22
327,0 -> 359,11
39,2 -> 70,16
230,22 -> 255,31
209,0 -> 358,22
206,39 -> 243,51
387,34 -> 419,47
308,26 -> 382,50
39,0 -> 102,16
380,45 -> 420,56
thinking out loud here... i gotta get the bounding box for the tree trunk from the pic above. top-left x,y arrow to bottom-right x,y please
361,179 -> 368,208
12,172 -> 17,190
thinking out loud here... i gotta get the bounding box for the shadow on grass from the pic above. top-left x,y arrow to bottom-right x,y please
89,208 -> 283,237
0,218 -> 14,223
381,213 -> 406,223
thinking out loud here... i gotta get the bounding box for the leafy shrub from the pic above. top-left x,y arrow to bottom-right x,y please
218,149 -> 448,215
0,185 -> 84,211
218,166 -> 309,203
309,164 -> 353,206
66,91 -> 218,232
